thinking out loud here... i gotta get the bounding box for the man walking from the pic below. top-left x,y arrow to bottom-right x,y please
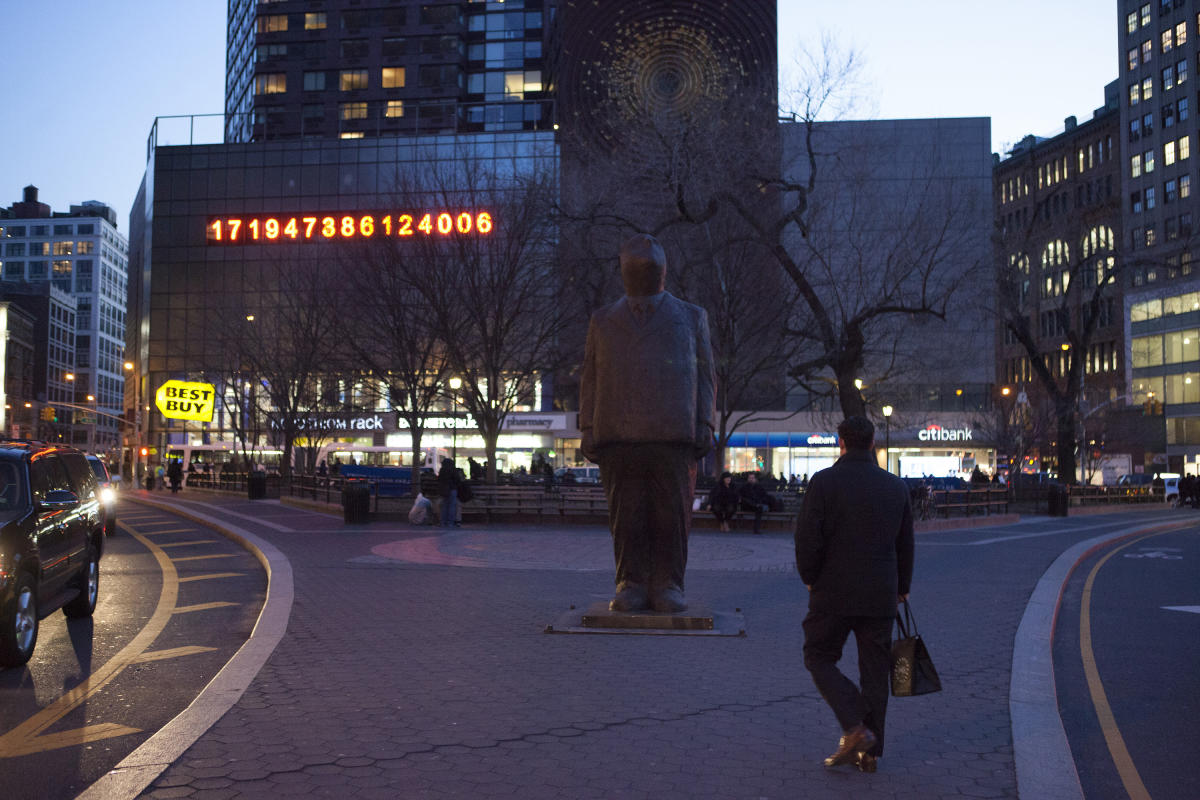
795,416 -> 914,773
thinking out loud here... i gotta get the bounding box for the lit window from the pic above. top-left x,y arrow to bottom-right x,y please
1177,21 -> 1187,46
1181,135 -> 1191,159
1146,226 -> 1157,247
1166,141 -> 1177,166
381,67 -> 406,88
1142,39 -> 1153,62
1130,83 -> 1141,106
1143,77 -> 1154,100
254,73 -> 287,94
524,70 -> 542,93
340,70 -> 368,91
385,100 -> 404,118
1178,59 -> 1189,85
1132,154 -> 1143,177
303,71 -> 326,91
340,102 -> 368,120
1146,148 -> 1156,172
1182,174 -> 1192,198
305,12 -> 326,30
1163,29 -> 1174,53
257,14 -> 288,33
1142,4 -> 1151,27
339,132 -> 365,139
1127,11 -> 1139,34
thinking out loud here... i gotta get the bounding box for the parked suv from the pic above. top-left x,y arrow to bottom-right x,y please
0,441 -> 105,667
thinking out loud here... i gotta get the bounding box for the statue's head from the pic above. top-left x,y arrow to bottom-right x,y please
619,234 -> 667,297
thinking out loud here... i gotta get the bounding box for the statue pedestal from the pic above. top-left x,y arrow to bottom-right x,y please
546,602 -> 745,637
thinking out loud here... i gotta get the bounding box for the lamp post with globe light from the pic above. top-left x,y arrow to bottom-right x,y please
882,405 -> 893,472
448,377 -> 462,463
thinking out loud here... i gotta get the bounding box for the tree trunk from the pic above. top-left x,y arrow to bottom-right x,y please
483,422 -> 500,484
835,370 -> 866,418
409,428 -> 423,497
1056,398 -> 1078,485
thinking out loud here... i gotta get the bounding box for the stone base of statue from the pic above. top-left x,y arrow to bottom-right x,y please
545,602 -> 745,637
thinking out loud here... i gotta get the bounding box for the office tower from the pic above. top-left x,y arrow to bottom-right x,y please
1120,1 -> 1200,474
225,0 -> 556,142
1,187 -> 128,451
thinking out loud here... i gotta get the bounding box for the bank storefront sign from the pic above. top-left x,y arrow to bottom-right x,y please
917,424 -> 974,442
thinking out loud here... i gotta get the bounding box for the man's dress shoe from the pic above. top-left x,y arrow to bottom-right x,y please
609,582 -> 649,612
823,724 -> 877,768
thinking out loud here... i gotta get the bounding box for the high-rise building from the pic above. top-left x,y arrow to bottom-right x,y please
224,0 -> 556,142
1119,1 -> 1200,473
0,186 -> 129,452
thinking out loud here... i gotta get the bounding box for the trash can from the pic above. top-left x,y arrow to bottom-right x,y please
1047,484 -> 1068,517
342,479 -> 371,524
144,474 -> 155,491
247,472 -> 268,500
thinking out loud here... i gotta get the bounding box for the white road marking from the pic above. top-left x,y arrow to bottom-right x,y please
1162,605 -> 1200,614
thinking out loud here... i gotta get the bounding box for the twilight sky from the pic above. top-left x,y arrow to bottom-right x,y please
0,1 -> 1115,235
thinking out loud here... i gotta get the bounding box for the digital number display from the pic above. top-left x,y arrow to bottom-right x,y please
207,211 -> 494,244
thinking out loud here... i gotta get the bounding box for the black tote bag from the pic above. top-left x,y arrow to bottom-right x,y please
891,599 -> 942,697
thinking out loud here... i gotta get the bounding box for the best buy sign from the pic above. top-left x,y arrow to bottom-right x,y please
155,380 -> 216,422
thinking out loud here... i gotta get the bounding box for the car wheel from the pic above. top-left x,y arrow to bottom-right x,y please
0,572 -> 38,668
63,547 -> 99,619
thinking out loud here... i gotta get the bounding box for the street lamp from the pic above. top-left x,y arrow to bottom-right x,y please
86,394 -> 96,453
448,376 -> 462,462
124,361 -> 140,485
881,405 -> 893,473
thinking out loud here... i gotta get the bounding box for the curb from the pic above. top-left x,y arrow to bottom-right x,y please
77,497 -> 294,800
1009,518 -> 1193,799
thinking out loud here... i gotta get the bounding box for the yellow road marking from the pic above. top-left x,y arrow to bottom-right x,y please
1080,532 -> 1163,800
157,540 -> 219,548
0,724 -> 143,757
170,553 -> 238,563
178,572 -> 245,583
173,602 -> 239,614
134,646 -> 219,663
0,519 -> 179,757
136,527 -> 197,535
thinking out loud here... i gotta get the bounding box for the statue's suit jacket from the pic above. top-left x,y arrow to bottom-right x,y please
579,292 -> 716,450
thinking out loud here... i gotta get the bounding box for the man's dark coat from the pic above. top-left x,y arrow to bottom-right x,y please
795,450 -> 915,618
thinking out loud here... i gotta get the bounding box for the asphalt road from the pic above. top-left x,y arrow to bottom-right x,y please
0,500 -> 266,800
1054,523 -> 1200,799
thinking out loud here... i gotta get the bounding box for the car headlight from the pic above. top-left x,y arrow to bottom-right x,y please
100,487 -> 116,505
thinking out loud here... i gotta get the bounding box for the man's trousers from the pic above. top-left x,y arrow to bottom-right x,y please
802,610 -> 893,756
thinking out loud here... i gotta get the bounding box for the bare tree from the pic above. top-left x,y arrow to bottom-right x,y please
215,255 -> 347,480
402,151 -> 566,484
342,236 -> 451,492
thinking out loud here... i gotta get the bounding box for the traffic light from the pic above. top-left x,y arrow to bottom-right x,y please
40,406 -> 57,422
140,447 -> 149,457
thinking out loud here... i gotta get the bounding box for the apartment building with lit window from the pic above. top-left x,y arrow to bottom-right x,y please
0,186 -> 129,452
225,0 -> 556,142
993,86 -> 1132,476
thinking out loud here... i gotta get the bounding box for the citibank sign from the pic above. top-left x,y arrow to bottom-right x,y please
918,424 -> 973,442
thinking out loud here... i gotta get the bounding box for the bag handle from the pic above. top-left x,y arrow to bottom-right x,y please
895,598 -> 919,638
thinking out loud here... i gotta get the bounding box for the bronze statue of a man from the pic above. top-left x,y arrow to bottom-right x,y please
579,234 -> 716,613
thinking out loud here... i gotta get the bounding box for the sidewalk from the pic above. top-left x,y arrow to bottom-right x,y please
89,491 -> 1179,799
